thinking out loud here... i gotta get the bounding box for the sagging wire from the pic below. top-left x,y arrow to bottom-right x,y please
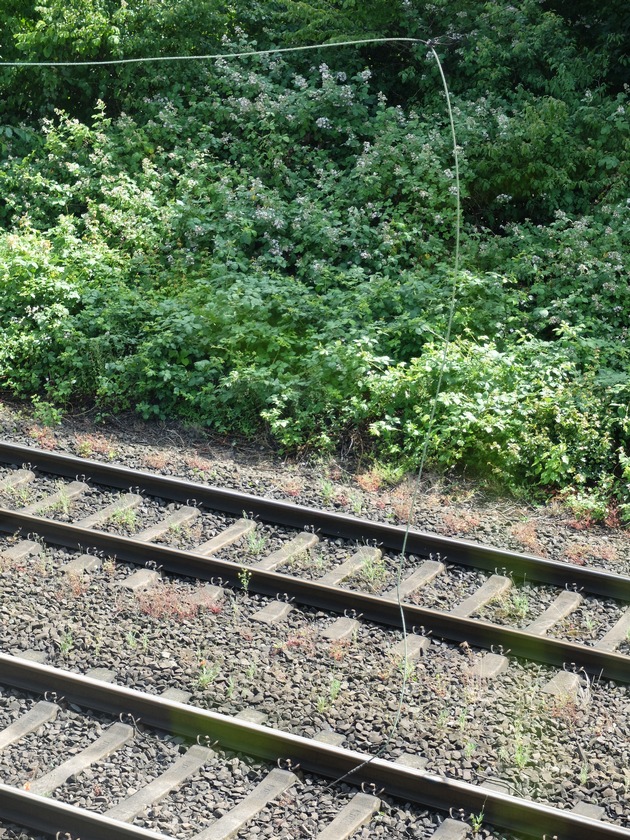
0,37 -> 443,67
320,42 -> 462,790
0,33 -> 462,790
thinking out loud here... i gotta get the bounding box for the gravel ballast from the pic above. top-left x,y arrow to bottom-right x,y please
0,401 -> 629,838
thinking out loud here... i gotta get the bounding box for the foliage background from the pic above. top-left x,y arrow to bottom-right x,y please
0,0 -> 628,517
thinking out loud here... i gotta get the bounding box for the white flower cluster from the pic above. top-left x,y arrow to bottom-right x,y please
254,206 -> 285,229
338,87 -> 355,105
319,63 -> 332,81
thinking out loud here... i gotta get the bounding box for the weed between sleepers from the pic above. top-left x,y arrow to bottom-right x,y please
110,505 -> 138,530
2,484 -> 33,507
246,530 -> 268,556
316,675 -> 343,714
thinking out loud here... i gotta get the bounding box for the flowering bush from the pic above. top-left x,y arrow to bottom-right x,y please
0,9 -> 628,512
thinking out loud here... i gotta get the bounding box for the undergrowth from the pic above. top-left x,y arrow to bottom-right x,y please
0,5 -> 628,516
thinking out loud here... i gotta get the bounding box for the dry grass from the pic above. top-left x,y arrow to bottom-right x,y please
562,542 -> 589,566
75,433 -> 117,459
563,539 -> 617,566
391,486 -> 414,522
279,477 -> 304,498
144,450 -> 170,470
184,453 -> 214,473
65,572 -> 91,597
333,489 -> 350,507
591,542 -> 618,563
135,581 -> 222,620
328,639 -> 352,661
27,424 -> 57,450
510,520 -> 547,556
356,470 -> 383,492
440,511 -> 481,536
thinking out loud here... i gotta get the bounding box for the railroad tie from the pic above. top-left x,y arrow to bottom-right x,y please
572,801 -> 605,820
321,616 -> 359,641
117,567 -> 162,591
251,600 -> 293,625
449,574 -> 512,618
28,721 -> 134,797
63,553 -> 102,575
85,667 -> 117,683
528,590 -> 584,699
76,492 -> 142,529
454,575 -> 511,681
525,589 -> 583,636
0,469 -> 35,492
313,730 -> 345,746
235,709 -> 268,725
382,558 -> 445,602
317,546 -> 381,585
132,505 -> 200,542
255,531 -> 319,572
19,480 -> 88,515
0,701 -> 59,751
396,753 -> 428,771
1,540 -> 41,562
389,634 -> 431,662
16,650 -> 47,664
541,669 -> 583,700
194,519 -> 256,555
468,652 -> 510,680
161,687 -> 192,704
192,767 -> 298,840
595,607 -> 630,652
316,791 -> 381,839
189,584 -> 225,609
103,744 -> 215,823
428,818 -> 469,839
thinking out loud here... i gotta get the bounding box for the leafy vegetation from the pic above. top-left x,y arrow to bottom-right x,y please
0,1 -> 628,516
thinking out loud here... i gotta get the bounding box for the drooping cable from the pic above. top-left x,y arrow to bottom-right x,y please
1,33 -> 462,788
319,43 -> 461,789
1,37 -> 423,67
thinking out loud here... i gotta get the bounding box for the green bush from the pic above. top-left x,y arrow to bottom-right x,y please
364,338 -> 626,497
0,9 -> 628,510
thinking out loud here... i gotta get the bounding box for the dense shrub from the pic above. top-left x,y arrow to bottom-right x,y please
0,5 -> 628,513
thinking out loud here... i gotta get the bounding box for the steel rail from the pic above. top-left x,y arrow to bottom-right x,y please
0,783 -> 171,840
1,654 -> 629,840
1,441 -> 629,601
1,509 -> 628,682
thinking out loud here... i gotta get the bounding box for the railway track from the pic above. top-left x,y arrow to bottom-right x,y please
0,441 -> 629,838
0,654 -> 628,840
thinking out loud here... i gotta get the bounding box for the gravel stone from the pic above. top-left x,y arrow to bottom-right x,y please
0,402 -> 628,837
